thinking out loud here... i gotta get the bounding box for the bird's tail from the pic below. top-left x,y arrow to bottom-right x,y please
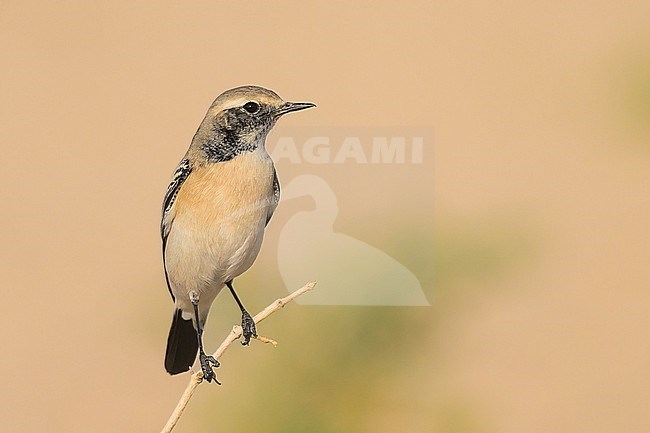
164,308 -> 198,375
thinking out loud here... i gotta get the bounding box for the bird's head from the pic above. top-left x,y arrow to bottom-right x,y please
193,85 -> 315,162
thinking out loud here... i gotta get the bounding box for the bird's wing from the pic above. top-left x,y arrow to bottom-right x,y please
266,168 -> 280,226
161,158 -> 192,300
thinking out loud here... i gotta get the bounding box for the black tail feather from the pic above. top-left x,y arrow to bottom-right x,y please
165,309 -> 198,375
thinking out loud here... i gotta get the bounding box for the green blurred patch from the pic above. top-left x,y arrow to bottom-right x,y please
385,215 -> 535,300
435,400 -> 484,433
608,42 -> 650,143
621,56 -> 650,136
433,222 -> 533,288
193,306 -> 435,433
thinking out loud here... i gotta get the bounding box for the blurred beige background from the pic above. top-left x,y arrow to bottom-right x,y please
1,1 -> 649,432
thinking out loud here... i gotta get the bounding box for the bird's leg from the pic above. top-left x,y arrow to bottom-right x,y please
190,291 -> 220,384
225,281 -> 257,346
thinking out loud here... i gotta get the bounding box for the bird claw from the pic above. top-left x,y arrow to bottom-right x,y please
241,311 -> 257,346
199,352 -> 221,385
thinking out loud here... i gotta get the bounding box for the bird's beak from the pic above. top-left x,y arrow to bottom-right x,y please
275,101 -> 316,117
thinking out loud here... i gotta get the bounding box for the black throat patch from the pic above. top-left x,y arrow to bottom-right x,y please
199,107 -> 272,163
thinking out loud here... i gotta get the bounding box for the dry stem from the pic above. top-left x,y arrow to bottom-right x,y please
160,281 -> 316,433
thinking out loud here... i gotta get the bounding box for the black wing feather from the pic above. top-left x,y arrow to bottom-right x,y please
161,158 -> 192,301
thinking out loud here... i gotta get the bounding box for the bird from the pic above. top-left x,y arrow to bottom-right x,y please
161,85 -> 315,383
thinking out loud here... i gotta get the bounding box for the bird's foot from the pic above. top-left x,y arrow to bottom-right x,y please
199,351 -> 221,385
241,311 -> 257,346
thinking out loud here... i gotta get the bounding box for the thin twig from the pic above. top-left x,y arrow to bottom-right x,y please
160,282 -> 317,433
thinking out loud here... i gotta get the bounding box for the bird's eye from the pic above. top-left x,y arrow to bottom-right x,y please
243,101 -> 260,114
